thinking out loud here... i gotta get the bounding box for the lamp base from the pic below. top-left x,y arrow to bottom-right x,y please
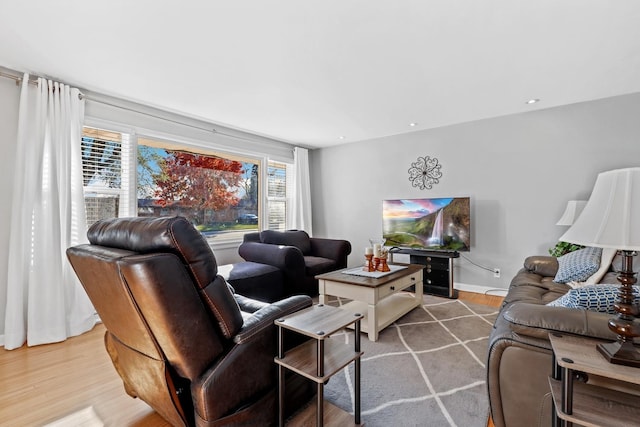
597,341 -> 640,368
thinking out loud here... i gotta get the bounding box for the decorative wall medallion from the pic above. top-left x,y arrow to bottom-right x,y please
408,156 -> 442,190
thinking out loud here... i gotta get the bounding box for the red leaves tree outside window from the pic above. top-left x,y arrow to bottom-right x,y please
154,151 -> 244,223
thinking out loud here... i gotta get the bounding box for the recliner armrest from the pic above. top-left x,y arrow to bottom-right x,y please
502,302 -> 615,341
234,293 -> 269,314
192,294 -> 313,423
233,295 -> 313,345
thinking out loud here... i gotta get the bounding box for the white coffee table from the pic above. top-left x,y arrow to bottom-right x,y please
316,264 -> 423,341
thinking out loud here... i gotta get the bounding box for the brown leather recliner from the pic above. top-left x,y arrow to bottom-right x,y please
66,216 -> 314,426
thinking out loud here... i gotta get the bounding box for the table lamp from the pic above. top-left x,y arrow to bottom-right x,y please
559,167 -> 640,367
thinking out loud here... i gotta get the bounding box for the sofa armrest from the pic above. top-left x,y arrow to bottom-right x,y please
523,255 -> 559,277
233,295 -> 313,345
310,238 -> 352,268
242,231 -> 261,243
238,241 -> 305,274
502,302 -> 616,341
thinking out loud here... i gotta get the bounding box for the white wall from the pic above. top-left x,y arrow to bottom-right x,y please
0,78 -> 20,333
310,92 -> 640,291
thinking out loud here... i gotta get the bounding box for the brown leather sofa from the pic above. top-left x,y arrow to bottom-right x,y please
487,255 -> 640,427
67,216 -> 314,426
239,230 -> 351,297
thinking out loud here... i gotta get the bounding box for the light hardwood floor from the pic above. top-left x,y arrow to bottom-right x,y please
0,292 -> 502,426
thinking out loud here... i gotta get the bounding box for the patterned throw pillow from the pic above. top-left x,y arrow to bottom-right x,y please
553,246 -> 603,283
547,284 -> 640,314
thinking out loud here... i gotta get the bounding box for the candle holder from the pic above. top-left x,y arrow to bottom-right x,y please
377,254 -> 391,272
363,254 -> 374,272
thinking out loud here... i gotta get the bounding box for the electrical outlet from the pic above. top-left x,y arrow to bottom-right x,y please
494,268 -> 501,278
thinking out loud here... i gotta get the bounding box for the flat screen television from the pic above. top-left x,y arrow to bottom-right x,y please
382,197 -> 471,252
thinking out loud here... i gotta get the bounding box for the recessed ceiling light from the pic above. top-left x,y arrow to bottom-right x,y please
526,99 -> 540,104
409,122 -> 418,127
339,136 -> 345,140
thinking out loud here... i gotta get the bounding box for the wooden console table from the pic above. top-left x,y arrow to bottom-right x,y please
316,264 -> 423,341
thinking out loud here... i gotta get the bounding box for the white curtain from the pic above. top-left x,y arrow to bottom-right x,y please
288,146 -> 313,234
3,74 -> 96,350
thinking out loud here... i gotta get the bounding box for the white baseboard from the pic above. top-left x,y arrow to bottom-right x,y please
454,282 -> 508,297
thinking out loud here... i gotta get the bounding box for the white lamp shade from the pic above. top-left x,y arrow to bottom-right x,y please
556,200 -> 587,226
559,167 -> 640,250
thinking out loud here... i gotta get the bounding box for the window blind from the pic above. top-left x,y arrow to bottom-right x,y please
267,161 -> 287,230
81,127 -> 130,225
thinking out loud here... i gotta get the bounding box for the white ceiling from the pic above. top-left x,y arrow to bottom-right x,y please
1,1 -> 640,149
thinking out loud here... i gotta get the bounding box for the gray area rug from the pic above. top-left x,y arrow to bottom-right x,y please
322,294 -> 498,427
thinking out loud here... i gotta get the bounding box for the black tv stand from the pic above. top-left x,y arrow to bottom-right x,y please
391,248 -> 459,299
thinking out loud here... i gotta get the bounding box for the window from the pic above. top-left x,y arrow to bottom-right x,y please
81,127 -> 290,239
137,137 -> 261,237
81,128 -> 131,225
267,162 -> 288,230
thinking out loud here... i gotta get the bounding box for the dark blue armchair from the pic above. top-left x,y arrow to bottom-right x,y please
238,230 -> 351,297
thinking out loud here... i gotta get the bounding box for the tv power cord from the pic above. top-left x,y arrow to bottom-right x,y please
460,253 -> 501,277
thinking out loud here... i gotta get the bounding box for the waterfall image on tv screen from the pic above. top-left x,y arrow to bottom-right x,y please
382,197 -> 470,252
